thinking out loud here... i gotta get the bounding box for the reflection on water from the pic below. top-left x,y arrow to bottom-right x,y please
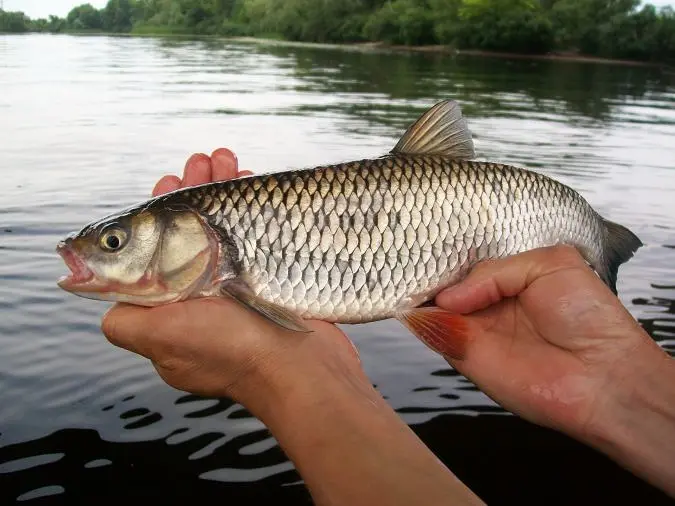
633,278 -> 675,355
0,34 -> 673,504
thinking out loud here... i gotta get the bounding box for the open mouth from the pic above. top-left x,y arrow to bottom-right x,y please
56,241 -> 94,289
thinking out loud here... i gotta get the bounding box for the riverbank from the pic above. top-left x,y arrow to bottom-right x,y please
231,37 -> 674,70
3,29 -> 671,70
4,0 -> 674,68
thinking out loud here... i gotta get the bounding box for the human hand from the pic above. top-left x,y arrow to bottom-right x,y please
100,149 -> 487,506
101,149 -> 363,418
433,245 -> 670,441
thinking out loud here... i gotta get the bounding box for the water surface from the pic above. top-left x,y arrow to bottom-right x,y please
1,34 -> 674,504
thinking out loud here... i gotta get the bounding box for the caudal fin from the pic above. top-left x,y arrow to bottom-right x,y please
600,219 -> 643,295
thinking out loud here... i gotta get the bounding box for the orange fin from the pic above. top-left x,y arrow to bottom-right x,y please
396,307 -> 470,360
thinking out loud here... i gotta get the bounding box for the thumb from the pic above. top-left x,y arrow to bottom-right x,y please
101,302 -> 184,359
101,298 -> 231,359
436,245 -> 588,314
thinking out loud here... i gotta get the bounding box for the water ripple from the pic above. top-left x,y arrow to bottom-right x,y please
0,33 -> 673,503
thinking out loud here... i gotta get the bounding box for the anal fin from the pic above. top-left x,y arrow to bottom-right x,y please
396,307 -> 470,360
221,281 -> 312,333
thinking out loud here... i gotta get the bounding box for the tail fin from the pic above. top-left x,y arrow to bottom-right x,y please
600,219 -> 643,294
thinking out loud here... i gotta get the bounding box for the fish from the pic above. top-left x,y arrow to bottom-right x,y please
56,100 -> 642,359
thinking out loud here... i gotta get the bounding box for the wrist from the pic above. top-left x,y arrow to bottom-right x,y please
233,330 -> 484,506
228,325 -> 376,424
586,335 -> 673,443
584,335 -> 675,495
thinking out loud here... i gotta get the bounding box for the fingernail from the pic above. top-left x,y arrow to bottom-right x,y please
213,148 -> 237,163
195,154 -> 211,166
184,153 -> 209,172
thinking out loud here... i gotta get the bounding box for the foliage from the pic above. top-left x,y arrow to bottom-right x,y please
102,0 -> 134,32
0,9 -> 31,32
237,0 -> 372,42
454,0 -> 555,53
67,4 -> 104,30
0,0 -> 673,63
363,0 -> 436,45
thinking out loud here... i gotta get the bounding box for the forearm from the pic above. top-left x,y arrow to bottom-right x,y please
586,339 -> 675,497
246,355 -> 484,506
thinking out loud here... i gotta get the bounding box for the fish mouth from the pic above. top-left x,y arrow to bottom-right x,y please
56,240 -> 95,290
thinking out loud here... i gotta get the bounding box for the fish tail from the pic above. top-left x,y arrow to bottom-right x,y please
599,218 -> 643,294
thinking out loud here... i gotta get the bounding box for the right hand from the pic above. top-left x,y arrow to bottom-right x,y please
102,149 -> 364,418
433,246 -> 670,441
104,150 -> 485,506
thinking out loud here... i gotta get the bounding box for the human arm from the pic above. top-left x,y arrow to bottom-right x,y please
103,149 -> 484,506
432,247 -> 675,497
586,339 -> 675,498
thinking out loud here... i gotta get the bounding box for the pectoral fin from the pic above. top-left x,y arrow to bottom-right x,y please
396,307 -> 470,360
221,282 -> 312,333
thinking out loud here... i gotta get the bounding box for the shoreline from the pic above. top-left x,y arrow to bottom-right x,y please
234,38 -> 667,68
4,31 -> 671,69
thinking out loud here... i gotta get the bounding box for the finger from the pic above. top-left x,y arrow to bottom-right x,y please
238,170 -> 254,177
211,148 -> 238,181
182,153 -> 212,188
101,297 -> 286,360
101,303 -> 159,359
152,175 -> 182,197
436,245 -> 587,314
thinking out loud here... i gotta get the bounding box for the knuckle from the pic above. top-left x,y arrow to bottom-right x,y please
153,357 -> 205,395
101,311 -> 123,346
154,354 -> 185,374
484,277 -> 506,304
144,305 -> 192,360
470,257 -> 497,276
152,362 -> 184,391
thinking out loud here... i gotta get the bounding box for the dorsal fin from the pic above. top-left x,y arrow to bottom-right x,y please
391,100 -> 475,159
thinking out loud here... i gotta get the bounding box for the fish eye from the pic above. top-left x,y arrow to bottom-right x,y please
99,227 -> 128,252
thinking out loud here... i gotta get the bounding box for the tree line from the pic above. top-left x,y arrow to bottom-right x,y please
2,0 -> 674,62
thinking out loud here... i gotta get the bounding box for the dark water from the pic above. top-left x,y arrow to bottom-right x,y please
0,34 -> 674,504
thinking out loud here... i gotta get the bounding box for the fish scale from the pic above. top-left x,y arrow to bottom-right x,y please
174,155 -> 604,323
57,100 -> 642,359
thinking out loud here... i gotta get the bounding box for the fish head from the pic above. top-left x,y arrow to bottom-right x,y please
56,204 -> 220,306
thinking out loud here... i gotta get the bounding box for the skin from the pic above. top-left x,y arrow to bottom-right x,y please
435,248 -> 675,497
102,148 -> 675,503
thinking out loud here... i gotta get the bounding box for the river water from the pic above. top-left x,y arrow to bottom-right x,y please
0,34 -> 673,504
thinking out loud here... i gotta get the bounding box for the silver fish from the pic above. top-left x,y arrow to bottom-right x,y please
56,100 -> 642,358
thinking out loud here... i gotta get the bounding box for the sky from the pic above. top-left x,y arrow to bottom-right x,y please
3,0 -> 674,18
4,1 -> 108,18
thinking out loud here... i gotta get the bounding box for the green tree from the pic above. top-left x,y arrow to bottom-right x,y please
428,0 -> 462,44
548,0 -> 640,54
103,0 -> 134,32
30,18 -> 49,31
67,4 -> 104,29
654,7 -> 675,62
3,0 -> 675,63
47,15 -> 67,32
0,9 -> 30,32
239,0 -> 370,42
454,0 -> 555,53
363,0 -> 437,45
